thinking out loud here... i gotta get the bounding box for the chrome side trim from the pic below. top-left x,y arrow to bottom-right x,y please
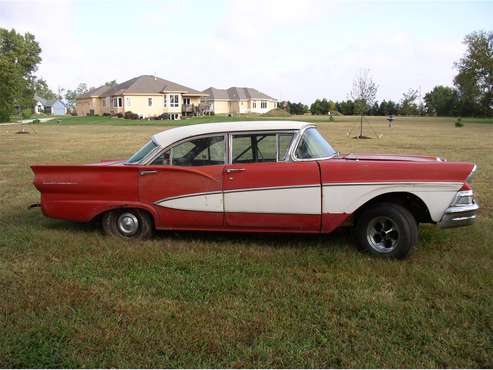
154,190 -> 223,204
323,181 -> 463,187
223,184 -> 320,194
154,184 -> 321,205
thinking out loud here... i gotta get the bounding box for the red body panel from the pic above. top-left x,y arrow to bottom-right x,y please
32,165 -> 153,222
318,159 -> 474,184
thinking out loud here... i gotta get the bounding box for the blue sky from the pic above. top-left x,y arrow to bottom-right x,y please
1,0 -> 492,103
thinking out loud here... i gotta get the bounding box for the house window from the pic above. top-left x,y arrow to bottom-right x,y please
261,101 -> 267,109
170,94 -> 179,107
148,98 -> 152,107
252,101 -> 256,108
183,97 -> 190,105
125,97 -> 131,107
163,95 -> 167,107
113,97 -> 123,108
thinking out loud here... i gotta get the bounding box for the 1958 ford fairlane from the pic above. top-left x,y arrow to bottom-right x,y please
31,121 -> 479,259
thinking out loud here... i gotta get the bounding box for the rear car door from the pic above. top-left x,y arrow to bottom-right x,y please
223,132 -> 321,231
139,134 -> 226,229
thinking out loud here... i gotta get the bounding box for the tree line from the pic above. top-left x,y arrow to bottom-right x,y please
281,30 -> 492,118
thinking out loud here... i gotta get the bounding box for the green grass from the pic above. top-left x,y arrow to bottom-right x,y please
0,118 -> 492,367
43,114 -> 493,127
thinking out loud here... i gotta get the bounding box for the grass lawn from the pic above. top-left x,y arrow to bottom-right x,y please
0,118 -> 492,367
41,114 -> 493,127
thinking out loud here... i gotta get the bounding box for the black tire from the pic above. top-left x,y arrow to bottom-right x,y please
102,208 -> 154,240
356,202 -> 417,259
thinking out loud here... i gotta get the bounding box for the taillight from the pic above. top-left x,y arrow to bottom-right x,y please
452,190 -> 475,207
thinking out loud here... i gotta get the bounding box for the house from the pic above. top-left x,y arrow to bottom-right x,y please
75,75 -> 209,119
202,87 -> 277,115
34,95 -> 67,115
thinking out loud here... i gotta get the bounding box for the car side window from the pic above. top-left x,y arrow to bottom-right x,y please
231,133 -> 295,164
232,134 -> 277,163
278,133 -> 294,161
151,135 -> 225,166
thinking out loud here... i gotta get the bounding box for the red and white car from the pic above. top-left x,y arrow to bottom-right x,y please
31,121 -> 479,258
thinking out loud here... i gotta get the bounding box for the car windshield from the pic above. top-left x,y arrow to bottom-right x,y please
295,128 -> 336,159
127,140 -> 159,164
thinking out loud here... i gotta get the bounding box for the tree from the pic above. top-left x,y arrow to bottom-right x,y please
105,80 -> 117,87
338,100 -> 354,115
379,100 -> 398,115
310,99 -> 322,115
454,31 -> 493,117
65,83 -> 89,110
349,69 -> 378,137
399,89 -> 419,115
0,28 -> 42,122
34,78 -> 56,100
424,85 -> 459,116
282,101 -> 307,115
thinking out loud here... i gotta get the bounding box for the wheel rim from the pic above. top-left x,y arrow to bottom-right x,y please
366,216 -> 400,253
117,212 -> 139,236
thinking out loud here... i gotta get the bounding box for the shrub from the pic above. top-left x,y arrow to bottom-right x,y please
102,112 -> 111,117
455,118 -> 464,127
22,108 -> 32,119
115,113 -> 123,118
31,119 -> 40,124
124,111 -> 139,120
157,113 -> 170,120
70,111 -> 77,116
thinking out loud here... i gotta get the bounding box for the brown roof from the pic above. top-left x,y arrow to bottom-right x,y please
203,86 -> 275,101
77,75 -> 206,99
77,84 -> 113,98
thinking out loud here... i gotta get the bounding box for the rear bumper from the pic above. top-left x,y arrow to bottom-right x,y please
439,203 -> 479,228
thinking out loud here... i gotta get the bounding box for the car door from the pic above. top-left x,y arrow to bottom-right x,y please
223,132 -> 321,231
139,134 -> 226,229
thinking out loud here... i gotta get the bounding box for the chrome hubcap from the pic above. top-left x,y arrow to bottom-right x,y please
367,216 -> 400,253
117,212 -> 139,236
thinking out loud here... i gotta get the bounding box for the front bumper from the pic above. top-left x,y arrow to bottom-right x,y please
439,203 -> 479,228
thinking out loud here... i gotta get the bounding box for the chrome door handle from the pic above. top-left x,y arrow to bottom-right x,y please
225,168 -> 246,174
140,170 -> 159,176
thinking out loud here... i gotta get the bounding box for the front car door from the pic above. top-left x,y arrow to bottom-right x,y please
139,134 -> 226,229
223,131 -> 321,232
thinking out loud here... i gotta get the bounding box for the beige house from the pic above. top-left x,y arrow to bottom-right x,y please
202,87 -> 277,115
76,75 -> 209,119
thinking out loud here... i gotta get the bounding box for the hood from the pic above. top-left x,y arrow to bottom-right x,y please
343,153 -> 443,162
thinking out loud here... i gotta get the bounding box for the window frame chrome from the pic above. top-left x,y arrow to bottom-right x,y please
143,133 -> 228,166
228,130 -> 298,165
289,125 -> 338,162
140,127 -> 320,166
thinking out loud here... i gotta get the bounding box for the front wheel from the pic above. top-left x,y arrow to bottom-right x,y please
356,203 -> 417,259
102,208 -> 154,240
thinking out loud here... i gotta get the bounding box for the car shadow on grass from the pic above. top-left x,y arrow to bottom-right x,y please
42,218 -> 356,252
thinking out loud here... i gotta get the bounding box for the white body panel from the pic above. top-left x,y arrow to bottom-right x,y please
156,192 -> 223,212
155,182 -> 461,222
323,182 -> 462,221
224,186 -> 321,214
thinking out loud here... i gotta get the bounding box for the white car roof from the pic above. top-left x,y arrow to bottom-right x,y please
152,120 -> 313,148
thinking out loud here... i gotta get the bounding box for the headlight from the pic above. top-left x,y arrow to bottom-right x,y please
453,190 -> 474,207
466,164 -> 477,184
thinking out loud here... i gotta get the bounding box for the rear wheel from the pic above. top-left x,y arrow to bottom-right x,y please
102,208 -> 153,240
356,203 -> 417,259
